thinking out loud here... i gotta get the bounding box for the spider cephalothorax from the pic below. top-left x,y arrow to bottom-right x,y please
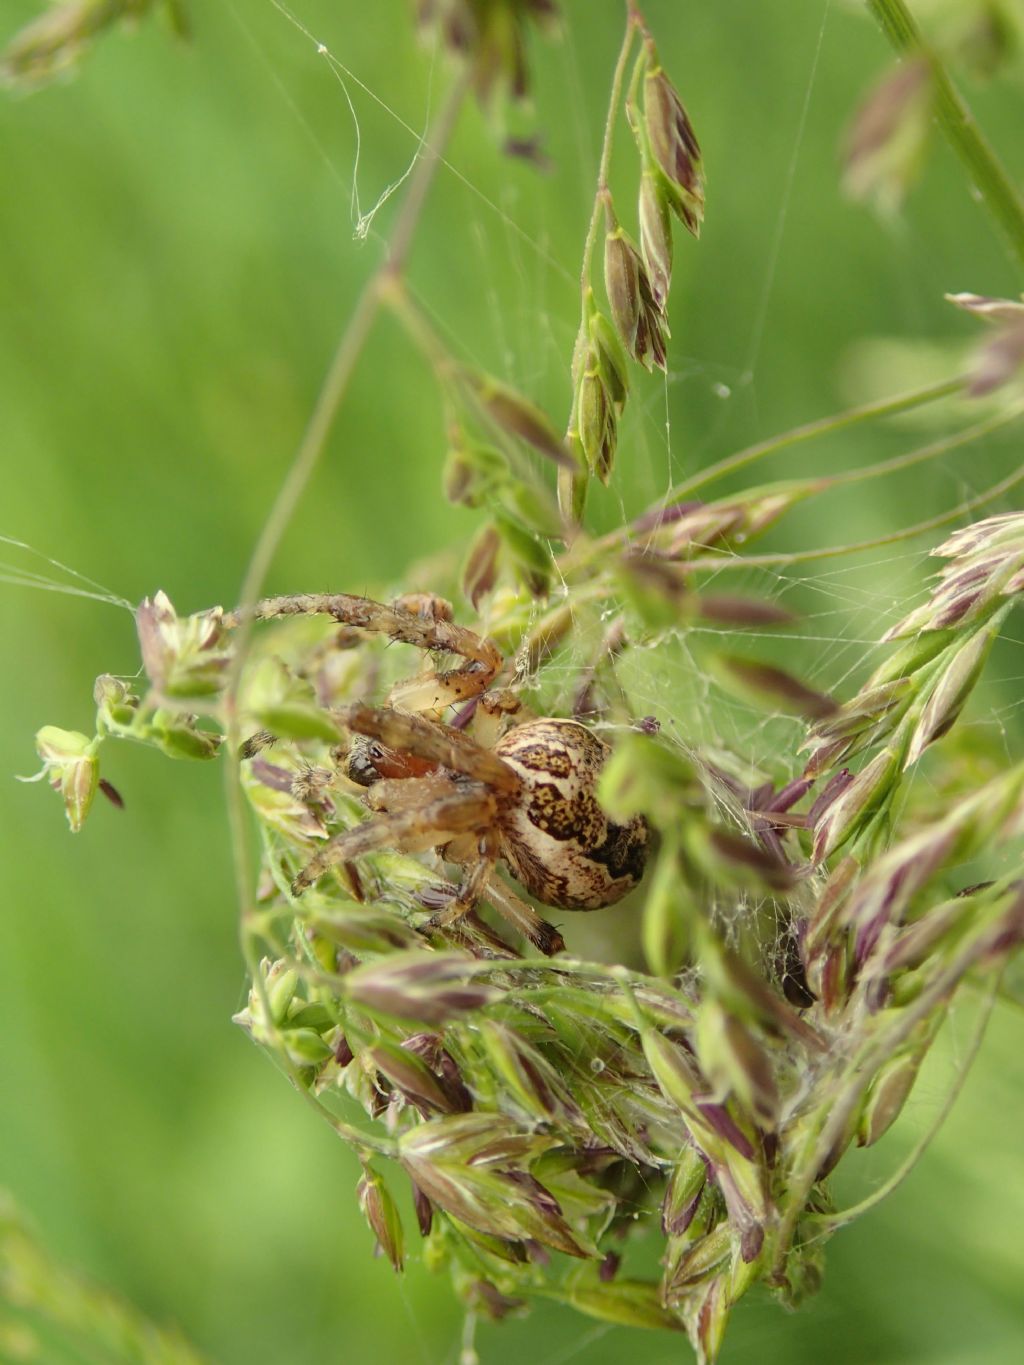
233,591 -> 649,954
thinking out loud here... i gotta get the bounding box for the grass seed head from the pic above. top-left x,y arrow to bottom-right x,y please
643,46 -> 705,236
638,170 -> 673,310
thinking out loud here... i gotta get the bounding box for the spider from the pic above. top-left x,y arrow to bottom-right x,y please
228,591 -> 650,955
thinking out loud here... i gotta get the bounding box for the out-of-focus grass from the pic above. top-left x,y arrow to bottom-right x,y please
1,1 -> 1022,1361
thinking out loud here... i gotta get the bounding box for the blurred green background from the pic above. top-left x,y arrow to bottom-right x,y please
2,1 -> 1023,1361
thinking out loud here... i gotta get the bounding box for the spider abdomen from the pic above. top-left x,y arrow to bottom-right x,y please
493,719 -> 649,911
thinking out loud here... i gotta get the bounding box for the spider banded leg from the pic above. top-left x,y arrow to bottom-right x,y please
292,786 -> 496,895
341,702 -> 520,792
225,592 -> 501,709
484,873 -> 565,957
425,835 -> 565,956
426,832 -> 500,931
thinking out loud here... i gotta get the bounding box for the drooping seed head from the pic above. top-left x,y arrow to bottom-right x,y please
638,169 -> 674,311
588,307 -> 630,409
576,354 -> 616,483
643,48 -> 705,236
604,219 -> 642,357
30,725 -> 99,832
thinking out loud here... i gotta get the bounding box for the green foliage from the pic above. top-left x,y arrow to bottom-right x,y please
4,2 -> 1024,1364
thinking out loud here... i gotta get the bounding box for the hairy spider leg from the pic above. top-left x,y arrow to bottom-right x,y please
443,910 -> 522,958
427,831 -> 500,926
340,702 -> 520,792
290,785 -> 496,895
425,831 -> 565,957
225,592 -> 502,710
483,872 -> 566,956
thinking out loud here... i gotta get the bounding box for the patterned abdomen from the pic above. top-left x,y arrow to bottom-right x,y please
494,719 -> 649,910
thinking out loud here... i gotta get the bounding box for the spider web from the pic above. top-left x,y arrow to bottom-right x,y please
3,0 -> 1024,1362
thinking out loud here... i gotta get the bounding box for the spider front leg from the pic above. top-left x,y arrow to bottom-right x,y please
225,592 -> 501,712
290,784 -> 496,896
340,702 -> 520,792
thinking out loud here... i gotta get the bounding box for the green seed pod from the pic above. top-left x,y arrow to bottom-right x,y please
499,478 -> 564,538
638,169 -> 673,311
813,747 -> 900,862
905,623 -> 998,767
464,370 -> 574,467
662,1143 -> 709,1237
462,521 -> 502,610
729,1232 -> 765,1295
642,837 -> 693,979
555,1275 -> 684,1332
588,308 -> 630,409
93,673 -> 138,727
60,745 -> 99,832
857,1045 -> 926,1147
31,726 -> 100,832
442,439 -> 507,508
665,1224 -> 731,1291
576,357 -> 616,483
254,704 -> 342,746
494,510 -> 552,596
643,48 -> 705,236
150,713 -> 223,761
694,1273 -> 731,1363
278,1027 -> 333,1066
604,226 -> 641,358
265,961 -> 300,1025
356,1167 -> 405,1272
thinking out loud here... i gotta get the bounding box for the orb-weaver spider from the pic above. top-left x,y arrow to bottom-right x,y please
229,591 -> 649,955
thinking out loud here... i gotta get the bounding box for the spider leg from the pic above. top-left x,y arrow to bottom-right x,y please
340,702 -> 520,792
427,833 -> 500,932
427,834 -> 566,958
442,909 -> 522,959
363,772 -> 459,813
427,833 -> 567,957
464,688 -> 532,749
484,873 -> 566,957
225,592 -> 501,709
291,785 -> 496,895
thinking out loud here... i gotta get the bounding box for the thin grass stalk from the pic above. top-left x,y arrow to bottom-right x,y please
867,0 -> 1024,270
